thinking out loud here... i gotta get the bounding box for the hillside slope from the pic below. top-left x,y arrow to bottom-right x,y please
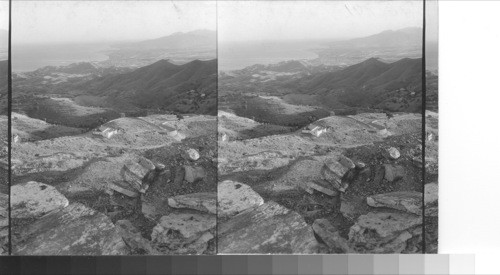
84,59 -> 217,114
299,58 -> 422,112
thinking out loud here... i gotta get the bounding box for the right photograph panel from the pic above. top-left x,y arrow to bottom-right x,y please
217,1 -> 426,254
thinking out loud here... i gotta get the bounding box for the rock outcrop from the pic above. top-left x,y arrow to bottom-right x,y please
13,203 -> 128,255
168,192 -> 216,215
348,212 -> 422,253
218,202 -> 320,254
0,192 -> 8,255
367,191 -> 422,215
151,212 -> 216,255
11,181 -> 69,219
218,181 -> 264,218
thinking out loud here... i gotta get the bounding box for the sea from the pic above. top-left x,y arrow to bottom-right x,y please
12,43 -> 111,72
218,40 -> 322,72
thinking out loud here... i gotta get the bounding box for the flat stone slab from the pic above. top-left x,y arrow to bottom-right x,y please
218,201 -> 320,254
13,203 -> 127,255
218,181 -> 264,218
11,181 -> 69,219
108,182 -> 139,198
168,192 -> 216,214
306,180 -> 339,197
367,191 -> 422,215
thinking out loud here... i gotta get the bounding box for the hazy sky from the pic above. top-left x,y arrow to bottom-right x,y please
0,1 -> 8,31
12,1 -> 216,45
219,1 -> 424,43
427,0 -> 439,42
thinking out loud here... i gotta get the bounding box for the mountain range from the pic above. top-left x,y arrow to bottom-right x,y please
120,29 -> 216,50
334,27 -> 422,48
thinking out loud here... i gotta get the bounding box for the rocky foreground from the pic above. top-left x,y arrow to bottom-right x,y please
8,110 -> 438,255
218,111 -> 438,254
11,114 -> 219,255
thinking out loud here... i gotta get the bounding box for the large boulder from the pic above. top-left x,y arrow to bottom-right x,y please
218,202 -> 320,254
11,181 -> 69,219
13,203 -> 128,255
218,181 -> 264,218
168,192 -> 216,214
366,191 -> 422,215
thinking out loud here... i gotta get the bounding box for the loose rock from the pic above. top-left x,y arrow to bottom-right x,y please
184,166 -> 205,183
384,164 -> 405,182
186,148 -> 200,161
387,147 -> 401,160
338,155 -> 355,169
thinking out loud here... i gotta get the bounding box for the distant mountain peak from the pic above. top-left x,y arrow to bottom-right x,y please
339,27 -> 423,48
124,29 -> 216,50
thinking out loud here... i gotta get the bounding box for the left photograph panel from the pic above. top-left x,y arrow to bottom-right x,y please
0,0 -> 8,256
11,1 -> 217,255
